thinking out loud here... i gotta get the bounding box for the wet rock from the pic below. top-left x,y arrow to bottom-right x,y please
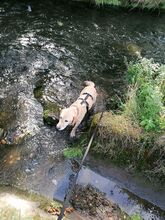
33,85 -> 44,100
0,89 -> 43,144
16,93 -> 43,137
0,96 -> 17,130
126,42 -> 141,56
0,139 -> 7,145
57,21 -> 63,27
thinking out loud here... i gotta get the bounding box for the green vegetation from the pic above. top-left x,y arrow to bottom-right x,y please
124,57 -> 165,132
92,57 -> 165,181
43,102 -> 60,125
63,147 -> 83,158
130,214 -> 142,220
95,0 -> 120,6
95,0 -> 165,10
63,132 -> 89,159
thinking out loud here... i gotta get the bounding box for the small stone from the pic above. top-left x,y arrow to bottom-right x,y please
57,21 -> 63,27
52,179 -> 57,185
1,139 -> 7,144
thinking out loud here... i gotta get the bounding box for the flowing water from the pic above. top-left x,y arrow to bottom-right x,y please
0,0 -> 165,219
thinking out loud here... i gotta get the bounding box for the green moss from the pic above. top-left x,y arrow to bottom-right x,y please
63,147 -> 83,159
43,102 -> 60,125
34,86 -> 43,100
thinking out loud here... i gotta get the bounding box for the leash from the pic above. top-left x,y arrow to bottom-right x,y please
57,111 -> 104,220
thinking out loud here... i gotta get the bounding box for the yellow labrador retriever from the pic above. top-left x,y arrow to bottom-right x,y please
56,81 -> 97,137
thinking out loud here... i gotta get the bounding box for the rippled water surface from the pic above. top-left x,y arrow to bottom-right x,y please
0,0 -> 165,219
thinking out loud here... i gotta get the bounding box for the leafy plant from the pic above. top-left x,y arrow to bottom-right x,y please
124,58 -> 165,132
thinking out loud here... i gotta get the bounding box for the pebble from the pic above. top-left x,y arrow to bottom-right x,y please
27,5 -> 32,12
1,139 -> 7,144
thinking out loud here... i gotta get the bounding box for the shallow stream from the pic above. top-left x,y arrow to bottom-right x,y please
0,0 -> 165,219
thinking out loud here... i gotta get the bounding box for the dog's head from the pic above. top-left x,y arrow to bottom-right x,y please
56,108 -> 74,131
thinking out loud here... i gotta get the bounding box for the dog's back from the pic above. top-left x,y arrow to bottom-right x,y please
78,81 -> 97,110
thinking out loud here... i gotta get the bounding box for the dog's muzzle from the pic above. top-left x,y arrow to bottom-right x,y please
56,124 -> 65,131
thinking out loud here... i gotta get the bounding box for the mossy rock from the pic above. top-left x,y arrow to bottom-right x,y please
34,86 -> 43,100
43,102 -> 60,125
0,111 -> 15,129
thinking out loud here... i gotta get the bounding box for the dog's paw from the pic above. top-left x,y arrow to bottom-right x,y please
70,132 -> 76,138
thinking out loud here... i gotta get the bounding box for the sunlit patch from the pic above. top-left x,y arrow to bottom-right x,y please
18,33 -> 37,47
3,149 -> 21,167
0,193 -> 37,215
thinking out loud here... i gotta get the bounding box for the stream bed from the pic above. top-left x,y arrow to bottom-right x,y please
0,0 -> 165,219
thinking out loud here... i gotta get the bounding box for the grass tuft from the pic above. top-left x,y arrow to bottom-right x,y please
95,0 -> 120,6
95,0 -> 164,9
63,147 -> 83,159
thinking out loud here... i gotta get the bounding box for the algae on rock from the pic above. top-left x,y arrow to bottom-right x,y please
43,102 -> 60,125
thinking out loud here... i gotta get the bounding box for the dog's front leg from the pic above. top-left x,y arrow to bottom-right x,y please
70,121 -> 81,138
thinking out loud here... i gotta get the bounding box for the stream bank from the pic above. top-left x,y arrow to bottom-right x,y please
73,0 -> 165,10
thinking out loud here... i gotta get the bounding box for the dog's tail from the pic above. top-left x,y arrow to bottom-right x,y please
84,81 -> 95,87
